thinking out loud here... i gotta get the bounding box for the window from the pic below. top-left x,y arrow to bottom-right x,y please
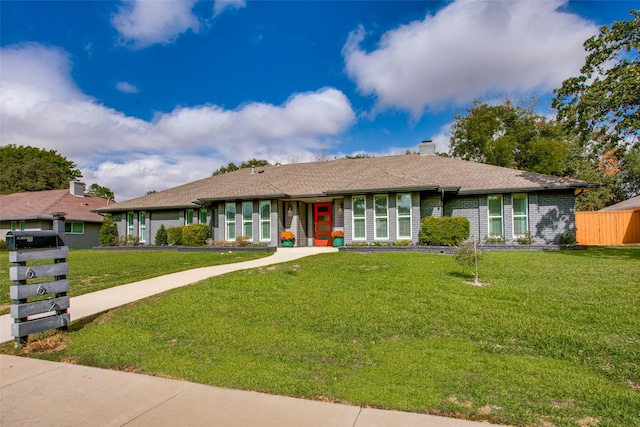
242,202 -> 253,239
259,201 -> 271,241
64,222 -> 84,234
225,202 -> 236,241
185,209 -> 195,225
352,196 -> 366,240
488,195 -> 503,237
512,194 -> 529,237
199,209 -> 208,226
11,221 -> 25,231
374,195 -> 388,240
396,193 -> 412,239
139,211 -> 147,243
127,212 -> 134,236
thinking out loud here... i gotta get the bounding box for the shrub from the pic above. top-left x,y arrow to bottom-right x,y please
235,235 -> 251,247
455,239 -> 483,285
0,239 -> 6,251
419,216 -> 470,246
393,240 -> 413,246
155,224 -> 168,246
167,226 -> 183,245
98,213 -> 119,247
119,235 -> 140,246
516,231 -> 534,245
484,234 -> 506,245
182,224 -> 209,246
559,233 -> 577,245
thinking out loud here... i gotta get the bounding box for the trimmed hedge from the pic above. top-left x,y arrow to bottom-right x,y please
419,216 -> 470,246
155,224 -> 168,246
182,224 -> 209,247
167,226 -> 183,246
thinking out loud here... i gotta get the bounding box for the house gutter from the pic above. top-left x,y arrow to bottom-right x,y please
326,185 -> 440,195
197,193 -> 290,203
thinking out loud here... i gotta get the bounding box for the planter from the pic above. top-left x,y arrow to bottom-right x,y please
332,237 -> 344,247
281,241 -> 294,247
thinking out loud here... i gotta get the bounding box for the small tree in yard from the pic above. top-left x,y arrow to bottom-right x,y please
98,213 -> 119,247
455,239 -> 483,286
155,224 -> 168,246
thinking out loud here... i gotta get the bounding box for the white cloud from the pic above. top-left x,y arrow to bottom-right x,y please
111,0 -> 201,48
0,43 -> 356,201
213,0 -> 246,17
343,0 -> 597,118
116,81 -> 139,93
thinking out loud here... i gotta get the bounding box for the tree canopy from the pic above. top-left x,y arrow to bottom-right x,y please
0,144 -> 82,194
87,183 -> 115,201
449,99 -> 573,176
212,158 -> 270,176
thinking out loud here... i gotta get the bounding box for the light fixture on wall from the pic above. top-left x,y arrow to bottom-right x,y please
338,203 -> 343,214
287,206 -> 293,217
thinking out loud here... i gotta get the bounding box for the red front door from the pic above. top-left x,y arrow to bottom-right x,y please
314,203 -> 332,246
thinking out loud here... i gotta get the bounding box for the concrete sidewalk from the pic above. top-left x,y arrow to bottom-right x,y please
1,248 -> 496,426
1,355 -> 490,427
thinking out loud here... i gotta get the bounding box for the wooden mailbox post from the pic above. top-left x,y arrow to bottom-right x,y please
7,214 -> 69,347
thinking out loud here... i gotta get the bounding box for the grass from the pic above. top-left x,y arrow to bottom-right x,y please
0,249 -> 271,313
3,247 -> 639,426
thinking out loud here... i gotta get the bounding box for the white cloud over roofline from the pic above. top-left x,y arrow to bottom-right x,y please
0,43 -> 356,200
343,0 -> 597,118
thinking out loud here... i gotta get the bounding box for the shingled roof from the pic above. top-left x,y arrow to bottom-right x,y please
0,189 -> 111,223
97,153 -> 596,212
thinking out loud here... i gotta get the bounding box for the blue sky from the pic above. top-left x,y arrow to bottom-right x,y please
0,0 -> 635,200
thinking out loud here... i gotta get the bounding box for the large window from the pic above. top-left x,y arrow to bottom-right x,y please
11,221 -> 25,231
259,201 -> 271,241
396,193 -> 412,239
139,211 -> 147,243
488,195 -> 503,237
225,202 -> 236,241
199,209 -> 208,226
185,209 -> 195,225
242,202 -> 253,239
512,194 -> 529,237
64,222 -> 84,234
127,212 -> 134,236
352,196 -> 366,240
374,195 -> 388,240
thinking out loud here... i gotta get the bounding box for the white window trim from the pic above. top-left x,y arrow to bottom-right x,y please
374,194 -> 389,240
259,200 -> 271,242
396,193 -> 412,240
185,209 -> 195,225
127,212 -> 135,236
512,193 -> 529,238
242,201 -> 253,240
139,211 -> 147,243
199,209 -> 208,226
487,195 -> 504,237
65,222 -> 85,235
352,195 -> 366,241
225,202 -> 236,241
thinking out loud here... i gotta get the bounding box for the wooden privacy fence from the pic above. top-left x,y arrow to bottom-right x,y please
576,210 -> 640,245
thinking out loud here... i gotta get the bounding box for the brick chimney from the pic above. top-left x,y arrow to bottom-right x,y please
418,140 -> 436,156
70,180 -> 86,197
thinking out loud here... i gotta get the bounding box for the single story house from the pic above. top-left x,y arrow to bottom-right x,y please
96,142 -> 597,247
599,195 -> 640,212
0,181 -> 112,249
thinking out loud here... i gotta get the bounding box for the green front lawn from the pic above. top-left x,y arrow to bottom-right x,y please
0,249 -> 271,313
4,247 -> 640,426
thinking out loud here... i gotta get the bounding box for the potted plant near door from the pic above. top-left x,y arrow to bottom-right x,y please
280,230 -> 295,247
331,230 -> 344,247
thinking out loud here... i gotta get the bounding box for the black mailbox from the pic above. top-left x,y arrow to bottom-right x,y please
5,231 -> 64,250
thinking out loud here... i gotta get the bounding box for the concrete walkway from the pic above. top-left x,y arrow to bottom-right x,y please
1,248 -> 496,426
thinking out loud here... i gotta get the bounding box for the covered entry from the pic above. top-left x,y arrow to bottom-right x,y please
313,203 -> 333,246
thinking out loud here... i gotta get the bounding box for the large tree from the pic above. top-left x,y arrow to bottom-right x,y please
87,183 -> 115,201
449,99 -> 572,176
0,145 -> 82,194
553,10 -> 639,200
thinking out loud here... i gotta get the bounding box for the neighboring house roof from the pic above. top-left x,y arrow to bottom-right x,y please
98,154 -> 596,213
599,195 -> 640,211
0,189 -> 111,223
